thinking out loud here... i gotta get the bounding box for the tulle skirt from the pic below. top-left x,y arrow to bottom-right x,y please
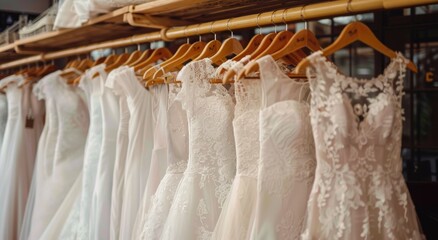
211,175 -> 257,240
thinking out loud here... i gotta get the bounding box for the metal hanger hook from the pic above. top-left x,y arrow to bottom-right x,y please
256,13 -> 262,35
197,24 -> 202,42
301,5 -> 308,30
347,0 -> 358,21
282,9 -> 288,31
227,18 -> 234,38
210,21 -> 217,40
271,10 -> 277,33
184,25 -> 190,44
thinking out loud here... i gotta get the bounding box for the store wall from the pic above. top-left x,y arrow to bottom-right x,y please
0,0 -> 51,14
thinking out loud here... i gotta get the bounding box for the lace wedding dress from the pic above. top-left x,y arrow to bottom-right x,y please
301,51 -> 424,240
137,84 -> 188,240
248,55 -> 316,240
161,58 -> 236,240
106,66 -> 131,240
28,70 -> 89,240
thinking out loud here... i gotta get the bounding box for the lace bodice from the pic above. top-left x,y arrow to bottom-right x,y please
176,58 -> 236,179
166,84 -> 188,173
233,79 -> 261,177
302,51 -> 424,240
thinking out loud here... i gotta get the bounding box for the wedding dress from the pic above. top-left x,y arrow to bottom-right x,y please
132,83 -> 169,239
28,70 -> 89,240
301,51 -> 424,240
137,84 -> 188,240
249,55 -> 316,240
161,58 -> 236,240
211,75 -> 261,239
117,66 -> 155,240
0,75 -> 27,240
88,66 -> 120,240
106,67 -> 131,240
76,64 -> 107,239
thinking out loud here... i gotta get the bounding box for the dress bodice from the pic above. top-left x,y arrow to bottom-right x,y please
176,58 -> 236,179
257,55 -> 315,182
1,75 -> 24,119
233,79 -> 261,177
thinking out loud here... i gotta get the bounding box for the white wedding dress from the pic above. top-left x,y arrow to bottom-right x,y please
0,75 -> 27,240
132,83 -> 169,239
211,77 -> 261,240
76,64 -> 107,240
301,51 -> 424,240
137,84 -> 188,240
106,66 -> 131,240
28,70 -> 89,240
161,58 -> 236,240
88,65 -> 120,240
116,67 -> 155,240
249,55 -> 316,240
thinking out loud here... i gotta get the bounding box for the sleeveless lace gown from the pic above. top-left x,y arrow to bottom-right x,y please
138,84 -> 188,240
301,51 -> 425,240
211,77 -> 261,240
161,58 -> 236,240
248,55 -> 316,240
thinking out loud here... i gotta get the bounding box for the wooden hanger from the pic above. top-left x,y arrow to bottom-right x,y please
244,28 -> 322,77
92,56 -> 107,67
130,49 -> 152,67
193,39 -> 221,61
142,43 -> 190,80
135,47 -> 173,74
149,41 -> 206,80
295,21 -> 418,74
105,53 -> 130,72
233,34 -> 264,61
209,37 -> 243,65
123,50 -> 142,66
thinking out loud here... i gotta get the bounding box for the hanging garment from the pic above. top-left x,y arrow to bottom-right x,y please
88,66 -> 120,240
0,75 -> 27,240
301,51 -> 424,240
75,64 -> 107,240
249,55 -> 316,240
132,83 -> 169,239
0,94 -> 7,151
211,76 -> 262,239
15,80 -> 45,240
136,84 -> 188,240
161,58 -> 236,240
106,67 -> 131,240
117,67 -> 155,240
27,71 -> 89,240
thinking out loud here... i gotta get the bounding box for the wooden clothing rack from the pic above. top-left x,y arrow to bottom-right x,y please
0,0 -> 436,70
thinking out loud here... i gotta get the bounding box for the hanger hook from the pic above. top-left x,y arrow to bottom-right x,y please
301,5 -> 308,30
197,24 -> 202,42
256,13 -> 262,35
347,0 -> 357,21
227,18 -> 234,38
270,10 -> 277,33
184,25 -> 189,44
210,21 -> 217,40
282,9 -> 288,31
